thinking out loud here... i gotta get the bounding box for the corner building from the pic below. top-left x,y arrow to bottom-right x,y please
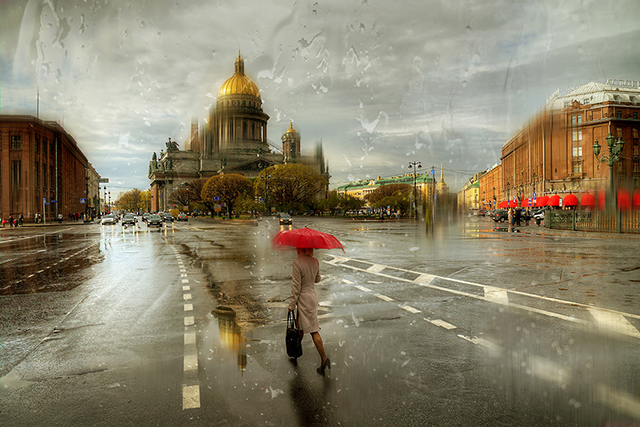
501,81 -> 640,203
149,55 -> 328,212
0,115 -> 93,222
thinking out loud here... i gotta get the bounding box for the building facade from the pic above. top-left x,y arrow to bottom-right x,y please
149,55 -> 329,212
477,163 -> 502,210
336,173 -> 438,201
0,115 -> 98,223
500,80 -> 640,204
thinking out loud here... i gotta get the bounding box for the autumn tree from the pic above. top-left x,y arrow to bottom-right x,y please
115,188 -> 143,212
201,174 -> 252,218
254,164 -> 326,212
366,184 -> 411,204
168,188 -> 195,208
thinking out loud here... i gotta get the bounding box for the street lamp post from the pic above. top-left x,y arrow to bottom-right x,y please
408,161 -> 422,219
593,132 -> 625,210
261,173 -> 271,215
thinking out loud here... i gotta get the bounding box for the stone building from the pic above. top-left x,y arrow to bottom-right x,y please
500,80 -> 640,204
148,55 -> 329,212
0,115 -> 99,222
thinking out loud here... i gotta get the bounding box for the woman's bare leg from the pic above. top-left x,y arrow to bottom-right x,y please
310,332 -> 327,364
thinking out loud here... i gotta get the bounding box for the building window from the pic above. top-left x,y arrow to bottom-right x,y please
50,142 -> 54,157
634,112 -> 638,119
577,115 -> 582,124
572,130 -> 582,141
11,135 -> 22,150
634,144 -> 639,156
35,136 -> 39,152
583,99 -> 590,105
11,160 -> 21,212
35,162 -> 39,187
572,146 -> 583,157
633,128 -> 638,138
573,163 -> 582,175
617,128 -> 623,138
43,140 -> 47,156
634,161 -> 639,173
616,111 -> 622,119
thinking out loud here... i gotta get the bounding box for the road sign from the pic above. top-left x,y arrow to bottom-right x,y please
80,198 -> 86,204
212,196 -> 221,202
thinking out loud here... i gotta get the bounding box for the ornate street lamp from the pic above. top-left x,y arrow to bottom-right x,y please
593,132 -> 625,209
408,161 -> 422,219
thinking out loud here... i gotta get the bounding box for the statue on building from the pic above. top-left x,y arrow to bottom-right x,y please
166,137 -> 179,152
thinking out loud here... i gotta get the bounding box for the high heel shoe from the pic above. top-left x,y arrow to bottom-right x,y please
317,358 -> 331,374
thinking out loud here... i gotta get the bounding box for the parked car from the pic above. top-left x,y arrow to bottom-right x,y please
532,209 -> 545,226
279,213 -> 292,225
147,214 -> 163,227
177,212 -> 188,221
100,214 -> 117,225
476,209 -> 487,217
491,209 -> 508,223
122,213 -> 136,225
163,213 -> 174,222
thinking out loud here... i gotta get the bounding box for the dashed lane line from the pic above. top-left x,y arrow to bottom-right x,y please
374,293 -> 394,302
327,256 -> 640,339
424,318 -> 457,330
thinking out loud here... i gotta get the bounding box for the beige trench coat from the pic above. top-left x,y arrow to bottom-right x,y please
288,254 -> 321,333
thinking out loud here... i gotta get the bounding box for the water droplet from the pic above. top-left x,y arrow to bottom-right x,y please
156,31 -> 162,38
140,21 -> 146,28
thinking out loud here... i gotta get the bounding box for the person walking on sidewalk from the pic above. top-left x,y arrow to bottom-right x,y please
288,247 -> 331,374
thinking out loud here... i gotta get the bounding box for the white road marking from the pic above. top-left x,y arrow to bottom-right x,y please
588,308 -> 640,338
27,274 -> 35,278
182,286 -> 190,291
184,331 -> 196,345
180,268 -> 187,272
184,304 -> 193,311
183,294 -> 192,301
342,278 -> 354,285
414,273 -> 437,284
528,355 -> 570,384
183,353 -> 198,372
367,264 -> 385,273
182,279 -> 189,284
184,316 -> 194,326
400,305 -> 421,314
374,293 -> 394,302
483,286 -> 509,305
182,385 -> 201,410
457,334 -> 501,353
425,318 -> 457,330
595,384 -> 640,419
354,285 -> 373,292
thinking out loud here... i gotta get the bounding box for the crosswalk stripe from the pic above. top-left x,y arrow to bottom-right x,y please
588,308 -> 640,338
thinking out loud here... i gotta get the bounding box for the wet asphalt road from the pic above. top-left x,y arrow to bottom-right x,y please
0,216 -> 639,426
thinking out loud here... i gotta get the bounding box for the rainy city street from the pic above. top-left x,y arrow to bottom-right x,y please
1,217 -> 639,426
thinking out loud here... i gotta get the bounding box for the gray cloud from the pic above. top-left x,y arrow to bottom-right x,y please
1,0 -> 638,192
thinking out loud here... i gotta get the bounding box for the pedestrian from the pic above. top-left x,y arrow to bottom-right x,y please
19,213 -> 24,226
515,208 -> 522,226
57,213 -> 63,224
288,247 -> 330,374
9,215 -> 14,228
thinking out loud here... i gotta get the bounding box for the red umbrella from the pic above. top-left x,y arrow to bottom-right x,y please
633,191 -> 640,209
535,196 -> 549,207
498,201 -> 508,208
563,194 -> 578,207
618,189 -> 631,211
580,193 -> 595,208
547,195 -> 561,207
273,227 -> 344,251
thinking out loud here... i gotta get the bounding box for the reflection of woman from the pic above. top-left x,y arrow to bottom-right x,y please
288,248 -> 330,374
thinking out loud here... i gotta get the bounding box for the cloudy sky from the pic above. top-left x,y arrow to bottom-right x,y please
1,0 -> 638,194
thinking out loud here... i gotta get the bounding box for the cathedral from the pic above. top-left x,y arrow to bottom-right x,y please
148,54 -> 329,212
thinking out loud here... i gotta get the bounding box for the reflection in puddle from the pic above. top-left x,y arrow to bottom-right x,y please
212,306 -> 247,371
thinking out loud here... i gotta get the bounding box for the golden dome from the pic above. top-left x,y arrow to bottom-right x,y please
218,54 -> 261,99
285,120 -> 297,133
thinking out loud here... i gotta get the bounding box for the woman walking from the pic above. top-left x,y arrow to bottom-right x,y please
288,247 -> 330,374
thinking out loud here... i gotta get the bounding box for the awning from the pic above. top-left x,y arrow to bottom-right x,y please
597,191 -> 606,210
521,198 -> 531,207
547,194 -> 561,207
580,193 -> 595,208
498,201 -> 508,208
535,196 -> 549,207
563,194 -> 578,207
508,200 -> 518,208
618,189 -> 631,211
633,191 -> 640,209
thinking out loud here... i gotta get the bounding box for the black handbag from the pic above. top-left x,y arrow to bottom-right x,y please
286,310 -> 303,358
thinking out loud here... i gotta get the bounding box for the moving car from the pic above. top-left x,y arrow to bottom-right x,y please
163,213 -> 174,222
100,214 -> 117,225
121,213 -> 136,225
177,212 -> 188,221
147,214 -> 162,227
142,212 -> 151,222
279,213 -> 292,225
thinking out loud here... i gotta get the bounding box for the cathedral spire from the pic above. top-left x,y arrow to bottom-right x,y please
234,52 -> 244,75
